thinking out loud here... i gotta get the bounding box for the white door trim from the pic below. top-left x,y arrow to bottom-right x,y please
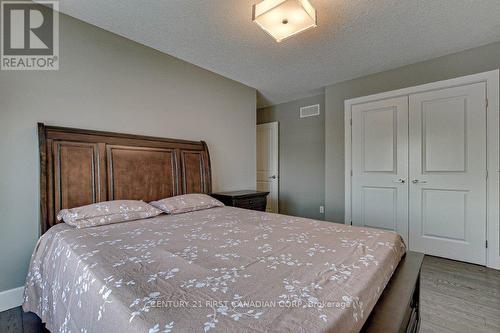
344,69 -> 500,269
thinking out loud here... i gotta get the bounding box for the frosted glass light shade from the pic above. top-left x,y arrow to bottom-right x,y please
252,0 -> 317,42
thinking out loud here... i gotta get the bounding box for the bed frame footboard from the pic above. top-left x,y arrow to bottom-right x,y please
361,251 -> 424,333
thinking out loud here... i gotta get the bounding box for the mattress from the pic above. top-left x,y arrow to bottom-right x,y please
23,206 -> 405,333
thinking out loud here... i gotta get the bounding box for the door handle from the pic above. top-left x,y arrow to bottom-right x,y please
412,179 -> 427,184
393,178 -> 406,184
268,175 -> 277,179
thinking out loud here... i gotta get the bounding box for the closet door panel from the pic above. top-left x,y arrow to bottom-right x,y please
408,82 -> 487,265
351,96 -> 409,244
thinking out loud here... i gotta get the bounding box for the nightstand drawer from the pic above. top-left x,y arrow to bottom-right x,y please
233,197 -> 267,211
210,190 -> 269,212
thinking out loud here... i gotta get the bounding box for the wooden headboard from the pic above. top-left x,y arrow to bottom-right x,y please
38,123 -> 211,233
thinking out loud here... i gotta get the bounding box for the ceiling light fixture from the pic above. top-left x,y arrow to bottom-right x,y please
252,0 -> 317,43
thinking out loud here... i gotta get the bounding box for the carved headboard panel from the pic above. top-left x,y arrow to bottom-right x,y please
38,123 -> 211,233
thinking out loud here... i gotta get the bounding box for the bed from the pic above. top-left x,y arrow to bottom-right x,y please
23,124 -> 423,333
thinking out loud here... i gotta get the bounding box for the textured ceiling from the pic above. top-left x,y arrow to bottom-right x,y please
56,0 -> 500,107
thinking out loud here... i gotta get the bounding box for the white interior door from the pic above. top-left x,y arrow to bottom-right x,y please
257,122 -> 279,213
409,83 -> 487,265
351,97 -> 409,244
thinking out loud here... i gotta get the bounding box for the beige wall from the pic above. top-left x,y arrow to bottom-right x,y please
325,41 -> 500,222
0,13 -> 256,292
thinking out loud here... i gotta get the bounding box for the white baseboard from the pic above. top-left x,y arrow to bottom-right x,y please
0,286 -> 24,312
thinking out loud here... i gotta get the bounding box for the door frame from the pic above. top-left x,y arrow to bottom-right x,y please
257,121 -> 279,212
344,70 -> 500,269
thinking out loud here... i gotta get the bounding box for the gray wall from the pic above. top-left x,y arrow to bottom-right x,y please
258,94 -> 325,220
0,13 -> 256,292
325,41 -> 500,222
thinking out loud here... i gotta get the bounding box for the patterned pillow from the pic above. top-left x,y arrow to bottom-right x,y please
57,200 -> 163,228
150,194 -> 224,215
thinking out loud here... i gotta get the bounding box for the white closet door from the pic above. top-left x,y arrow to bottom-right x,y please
409,83 -> 487,265
351,97 -> 409,244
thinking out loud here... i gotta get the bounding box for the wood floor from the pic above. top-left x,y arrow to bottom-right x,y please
0,307 -> 47,333
1,256 -> 499,333
420,256 -> 500,333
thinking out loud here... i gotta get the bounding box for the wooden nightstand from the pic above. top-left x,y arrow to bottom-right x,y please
211,190 -> 270,212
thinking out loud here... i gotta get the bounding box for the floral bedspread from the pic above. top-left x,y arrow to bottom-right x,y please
23,206 -> 405,333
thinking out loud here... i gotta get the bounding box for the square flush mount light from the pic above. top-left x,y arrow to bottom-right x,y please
252,0 -> 317,42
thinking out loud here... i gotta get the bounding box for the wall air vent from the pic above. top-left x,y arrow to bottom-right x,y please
300,104 -> 320,118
